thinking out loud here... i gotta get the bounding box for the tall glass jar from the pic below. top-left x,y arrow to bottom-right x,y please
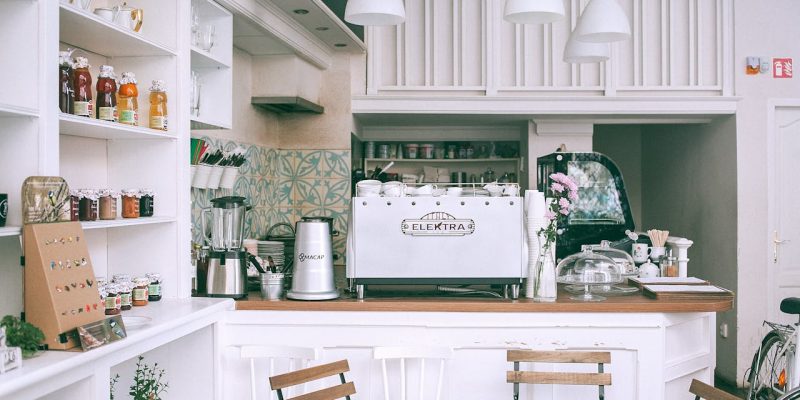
121,189 -> 140,218
97,189 -> 118,220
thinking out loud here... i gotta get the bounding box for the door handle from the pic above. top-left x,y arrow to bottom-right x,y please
774,231 -> 791,263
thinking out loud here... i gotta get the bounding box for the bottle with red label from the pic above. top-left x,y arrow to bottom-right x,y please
72,57 -> 93,117
95,65 -> 117,122
117,72 -> 139,125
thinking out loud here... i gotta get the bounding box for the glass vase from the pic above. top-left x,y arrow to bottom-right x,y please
532,243 -> 557,302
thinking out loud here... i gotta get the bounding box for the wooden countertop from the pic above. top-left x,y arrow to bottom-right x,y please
235,287 -> 734,313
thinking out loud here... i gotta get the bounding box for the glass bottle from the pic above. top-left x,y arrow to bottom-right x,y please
117,72 -> 139,125
58,49 -> 74,114
531,242 -> 557,302
148,80 -> 168,131
72,57 -> 93,118
95,65 -> 117,122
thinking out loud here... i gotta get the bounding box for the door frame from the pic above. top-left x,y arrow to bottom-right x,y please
767,99 -> 800,322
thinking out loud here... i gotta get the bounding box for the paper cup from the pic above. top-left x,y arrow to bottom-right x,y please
219,166 -> 239,189
192,165 -> 212,189
206,166 -> 224,189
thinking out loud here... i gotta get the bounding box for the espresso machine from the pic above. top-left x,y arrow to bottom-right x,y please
202,196 -> 264,298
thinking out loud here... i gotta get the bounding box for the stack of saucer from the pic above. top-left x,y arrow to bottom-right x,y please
257,240 -> 285,272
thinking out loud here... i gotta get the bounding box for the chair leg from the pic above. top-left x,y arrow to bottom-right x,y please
598,363 -> 605,400
276,389 -> 284,400
513,361 -> 520,400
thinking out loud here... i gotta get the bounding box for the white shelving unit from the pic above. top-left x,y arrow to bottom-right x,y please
59,113 -> 176,140
190,0 -> 232,130
0,227 -> 22,238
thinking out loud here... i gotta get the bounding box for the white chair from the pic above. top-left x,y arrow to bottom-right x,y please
372,346 -> 453,400
238,345 -> 320,400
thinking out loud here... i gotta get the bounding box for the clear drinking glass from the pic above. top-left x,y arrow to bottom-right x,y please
197,25 -> 215,52
190,71 -> 202,117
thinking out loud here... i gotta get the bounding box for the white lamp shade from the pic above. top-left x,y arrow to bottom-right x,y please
563,33 -> 610,63
504,0 -> 565,24
345,0 -> 406,26
573,0 -> 631,43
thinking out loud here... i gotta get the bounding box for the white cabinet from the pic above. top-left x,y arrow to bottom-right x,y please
190,0 -> 232,130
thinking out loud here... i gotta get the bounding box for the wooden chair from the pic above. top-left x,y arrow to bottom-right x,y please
238,345 -> 320,400
269,359 -> 356,400
372,346 -> 453,400
506,350 -> 612,400
688,379 -> 741,400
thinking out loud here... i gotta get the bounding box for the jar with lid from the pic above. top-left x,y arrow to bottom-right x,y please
660,250 -> 679,277
638,258 -> 660,278
112,274 -> 131,284
78,190 -> 98,221
139,189 -> 155,217
96,65 -> 117,122
132,277 -> 149,306
97,189 -> 118,220
72,57 -> 93,117
68,189 -> 81,221
104,284 -> 121,315
121,189 -> 141,218
119,282 -> 133,310
117,72 -> 139,125
146,273 -> 162,301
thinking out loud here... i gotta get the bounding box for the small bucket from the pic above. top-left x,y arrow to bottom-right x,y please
260,273 -> 285,301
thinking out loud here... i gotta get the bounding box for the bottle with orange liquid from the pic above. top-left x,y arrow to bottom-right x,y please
148,80 -> 168,131
117,72 -> 138,125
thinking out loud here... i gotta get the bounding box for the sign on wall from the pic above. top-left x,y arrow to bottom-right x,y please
773,58 -> 793,78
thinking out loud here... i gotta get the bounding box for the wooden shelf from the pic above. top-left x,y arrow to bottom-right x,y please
0,226 -> 22,237
81,216 -> 175,230
191,46 -> 231,69
365,158 -> 520,163
59,113 -> 176,140
0,103 -> 38,118
59,4 -> 177,57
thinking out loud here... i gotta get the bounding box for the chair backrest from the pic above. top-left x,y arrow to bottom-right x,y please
373,346 -> 453,400
239,345 -> 320,400
269,359 -> 356,400
688,379 -> 741,400
507,350 -> 612,400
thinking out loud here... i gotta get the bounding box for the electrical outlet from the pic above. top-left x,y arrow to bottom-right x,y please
719,323 -> 729,338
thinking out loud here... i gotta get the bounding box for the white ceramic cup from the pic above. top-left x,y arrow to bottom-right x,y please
649,246 -> 666,260
357,180 -> 382,197
192,165 -> 212,189
631,243 -> 650,263
414,184 -> 434,196
432,188 -> 446,197
381,181 -> 404,197
503,185 -> 519,197
446,187 -> 463,197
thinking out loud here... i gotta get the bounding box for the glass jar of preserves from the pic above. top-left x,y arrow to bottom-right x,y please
78,189 -> 98,221
69,189 -> 81,221
132,277 -> 149,306
146,273 -> 162,301
119,282 -> 133,310
121,189 -> 140,218
104,284 -> 121,315
112,274 -> 131,284
98,189 -> 118,220
139,189 -> 155,217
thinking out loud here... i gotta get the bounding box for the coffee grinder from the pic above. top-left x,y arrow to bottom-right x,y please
202,196 -> 264,298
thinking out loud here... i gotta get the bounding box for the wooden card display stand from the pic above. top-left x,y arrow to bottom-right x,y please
24,222 -> 104,350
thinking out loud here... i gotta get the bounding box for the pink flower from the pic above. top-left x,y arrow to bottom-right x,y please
568,191 -> 578,201
544,210 -> 556,221
559,197 -> 570,209
563,177 -> 578,192
549,173 -> 567,183
559,208 -> 570,215
550,182 -> 564,193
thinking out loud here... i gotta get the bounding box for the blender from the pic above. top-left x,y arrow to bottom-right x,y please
202,196 -> 264,298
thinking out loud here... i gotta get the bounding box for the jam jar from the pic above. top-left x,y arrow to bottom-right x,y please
69,189 -> 81,221
146,273 -> 162,301
119,282 -> 133,310
132,276 -> 149,306
78,189 -> 99,221
104,284 -> 121,315
139,189 -> 155,217
121,189 -> 141,218
112,273 -> 131,284
98,189 -> 118,220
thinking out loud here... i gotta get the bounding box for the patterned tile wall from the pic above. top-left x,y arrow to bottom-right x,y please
191,136 -> 351,264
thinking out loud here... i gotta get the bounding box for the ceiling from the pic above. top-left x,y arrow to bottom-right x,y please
232,15 -> 292,56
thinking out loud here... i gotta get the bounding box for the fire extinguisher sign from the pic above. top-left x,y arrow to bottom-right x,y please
773,58 -> 793,78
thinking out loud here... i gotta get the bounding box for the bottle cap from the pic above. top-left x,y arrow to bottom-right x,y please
74,57 -> 90,69
98,65 -> 115,78
150,80 -> 166,91
120,72 -> 137,85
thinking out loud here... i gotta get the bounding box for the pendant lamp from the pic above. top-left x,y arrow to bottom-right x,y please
344,0 -> 406,26
504,0 -> 565,24
573,0 -> 631,43
563,34 -> 610,63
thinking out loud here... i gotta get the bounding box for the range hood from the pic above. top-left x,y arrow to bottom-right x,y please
251,96 -> 324,114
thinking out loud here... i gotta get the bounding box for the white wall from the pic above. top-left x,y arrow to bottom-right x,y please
734,0 -> 800,384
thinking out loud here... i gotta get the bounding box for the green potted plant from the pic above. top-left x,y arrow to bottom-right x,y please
109,374 -> 120,400
129,356 -> 168,400
0,315 -> 44,358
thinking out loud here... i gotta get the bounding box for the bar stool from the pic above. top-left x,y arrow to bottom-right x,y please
506,349 -> 611,400
269,359 -> 356,400
237,345 -> 320,400
688,379 -> 741,400
372,346 -> 453,400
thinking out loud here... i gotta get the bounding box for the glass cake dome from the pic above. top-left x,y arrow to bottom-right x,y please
556,246 -> 623,301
